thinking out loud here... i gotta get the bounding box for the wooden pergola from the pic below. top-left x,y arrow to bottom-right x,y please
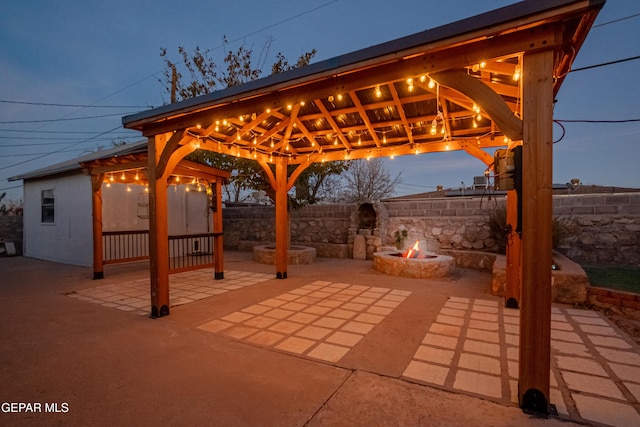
80,148 -> 230,281
123,0 -> 603,414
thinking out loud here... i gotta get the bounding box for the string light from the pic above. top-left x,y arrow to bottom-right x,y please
375,86 -> 382,98
513,65 -> 521,81
135,171 -> 139,181
428,78 -> 436,89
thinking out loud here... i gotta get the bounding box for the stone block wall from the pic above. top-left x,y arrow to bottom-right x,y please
223,193 -> 639,266
553,194 -> 640,265
223,204 -> 352,257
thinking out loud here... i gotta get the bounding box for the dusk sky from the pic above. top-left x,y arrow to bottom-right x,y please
1,0 -> 639,202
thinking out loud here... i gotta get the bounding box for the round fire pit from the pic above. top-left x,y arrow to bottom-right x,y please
254,245 -> 316,265
373,251 -> 455,279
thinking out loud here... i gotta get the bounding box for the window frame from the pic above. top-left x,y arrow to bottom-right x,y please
41,189 -> 55,223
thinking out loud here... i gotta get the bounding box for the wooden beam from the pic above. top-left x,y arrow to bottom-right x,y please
287,162 -> 312,192
274,160 -> 288,279
518,48 -> 554,415
134,26 -> 558,137
257,159 -> 276,190
148,135 -> 170,317
157,129 -> 187,177
430,69 -> 523,141
213,179 -> 224,280
456,140 -> 493,166
91,174 -> 104,280
505,189 -> 521,308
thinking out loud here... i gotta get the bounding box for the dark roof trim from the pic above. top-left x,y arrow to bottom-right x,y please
9,140 -> 148,181
123,0 -> 604,130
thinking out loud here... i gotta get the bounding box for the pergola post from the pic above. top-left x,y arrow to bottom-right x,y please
213,179 -> 224,280
518,48 -> 554,414
505,189 -> 521,307
91,174 -> 104,280
148,135 -> 171,317
274,160 -> 288,279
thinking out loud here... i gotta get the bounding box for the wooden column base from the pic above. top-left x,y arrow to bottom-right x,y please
151,305 -> 170,318
521,388 -> 549,416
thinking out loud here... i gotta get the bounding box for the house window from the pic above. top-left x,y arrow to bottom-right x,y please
41,189 -> 55,223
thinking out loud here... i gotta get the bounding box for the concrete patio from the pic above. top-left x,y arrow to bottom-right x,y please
1,253 -> 639,426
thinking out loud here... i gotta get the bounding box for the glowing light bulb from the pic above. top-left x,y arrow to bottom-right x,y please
375,86 -> 382,98
419,75 -> 426,83
358,136 -> 362,146
135,171 -> 139,181
382,135 -> 387,144
106,182 -> 111,188
428,79 -> 436,89
513,65 -> 521,81
287,104 -> 293,111
109,174 -> 114,182
473,120 -> 478,129
253,137 -> 257,145
336,94 -> 343,101
120,172 -> 125,180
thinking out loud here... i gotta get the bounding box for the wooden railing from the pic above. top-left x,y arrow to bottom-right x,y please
103,230 -> 149,265
102,230 -> 215,272
168,232 -> 214,272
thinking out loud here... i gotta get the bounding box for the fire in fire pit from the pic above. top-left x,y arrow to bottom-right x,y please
403,240 -> 437,259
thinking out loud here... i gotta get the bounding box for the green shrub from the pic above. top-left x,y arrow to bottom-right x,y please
487,204 -> 579,254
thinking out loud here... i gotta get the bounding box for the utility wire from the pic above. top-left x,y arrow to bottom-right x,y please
0,112 -> 137,124
571,55 -> 640,73
0,100 -> 152,109
0,125 -> 123,175
593,12 -> 640,28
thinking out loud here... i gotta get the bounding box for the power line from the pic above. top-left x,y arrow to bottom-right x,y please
0,112 -> 137,124
0,100 -> 152,109
556,118 -> 640,123
593,12 -> 640,28
0,148 -> 87,158
571,55 -> 640,73
0,125 -> 123,176
0,136 -> 136,142
0,128 -> 134,134
0,184 -> 23,192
